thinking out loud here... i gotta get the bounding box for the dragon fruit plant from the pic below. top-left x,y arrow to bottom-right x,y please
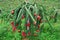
11,1 -> 57,40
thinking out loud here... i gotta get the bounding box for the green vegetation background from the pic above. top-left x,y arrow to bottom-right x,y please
0,0 -> 60,40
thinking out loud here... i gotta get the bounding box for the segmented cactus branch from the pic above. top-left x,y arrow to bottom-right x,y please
11,1 -> 55,39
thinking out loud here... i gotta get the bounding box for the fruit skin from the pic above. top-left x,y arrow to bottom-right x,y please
34,33 -> 37,36
22,15 -> 25,19
11,21 -> 18,27
22,31 -> 26,37
12,27 -> 16,31
26,22 -> 30,27
16,24 -> 18,26
40,20 -> 42,23
38,24 -> 40,28
11,22 -> 16,31
11,22 -> 14,25
11,10 -> 14,14
27,32 -> 31,36
36,30 -> 40,32
34,21 -> 36,25
11,21 -> 14,27
34,13 -> 37,16
37,15 -> 41,20
18,30 -> 20,32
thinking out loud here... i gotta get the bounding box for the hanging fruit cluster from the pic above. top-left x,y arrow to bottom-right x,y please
11,1 -> 57,39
